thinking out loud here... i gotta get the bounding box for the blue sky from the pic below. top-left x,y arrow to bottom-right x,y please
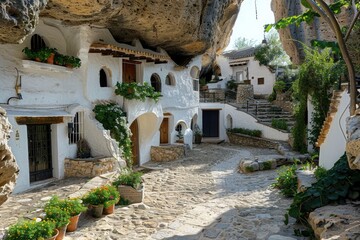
226,0 -> 275,50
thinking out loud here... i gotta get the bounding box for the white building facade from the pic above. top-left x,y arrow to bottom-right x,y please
0,19 -> 201,193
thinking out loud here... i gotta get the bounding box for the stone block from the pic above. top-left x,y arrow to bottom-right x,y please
258,159 -> 277,170
239,160 -> 259,173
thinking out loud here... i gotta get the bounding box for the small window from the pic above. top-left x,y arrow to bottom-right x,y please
68,112 -> 84,144
150,73 -> 161,92
258,77 -> 264,85
99,67 -> 111,87
31,34 -> 47,51
193,79 -> 199,91
165,73 -> 176,86
190,66 -> 200,79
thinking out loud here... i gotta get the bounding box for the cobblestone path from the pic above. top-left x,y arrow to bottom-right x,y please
0,143 -> 305,240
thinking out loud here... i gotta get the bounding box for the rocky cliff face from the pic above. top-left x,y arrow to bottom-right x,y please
0,0 -> 241,65
271,0 -> 353,64
0,107 -> 18,206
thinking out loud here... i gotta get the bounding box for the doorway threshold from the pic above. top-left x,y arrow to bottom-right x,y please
26,178 -> 58,193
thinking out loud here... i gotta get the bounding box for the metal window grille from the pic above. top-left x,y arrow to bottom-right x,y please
69,112 -> 84,144
31,34 -> 47,51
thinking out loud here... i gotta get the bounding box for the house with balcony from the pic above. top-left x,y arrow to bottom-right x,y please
0,18 -> 201,193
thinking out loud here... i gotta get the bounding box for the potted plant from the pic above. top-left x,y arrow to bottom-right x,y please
193,124 -> 202,144
63,55 -> 81,68
4,219 -> 57,240
22,47 -> 57,63
113,170 -> 144,204
44,196 -> 87,232
82,185 -> 119,217
44,206 -> 70,240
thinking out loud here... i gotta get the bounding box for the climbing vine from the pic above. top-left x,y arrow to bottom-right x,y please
93,103 -> 133,167
291,48 -> 344,151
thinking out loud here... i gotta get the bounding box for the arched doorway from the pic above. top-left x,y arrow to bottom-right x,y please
130,119 -> 140,166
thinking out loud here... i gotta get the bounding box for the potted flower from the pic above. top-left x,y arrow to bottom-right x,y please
82,185 -> 119,217
22,47 -> 57,63
44,206 -> 70,240
113,170 -> 144,204
4,219 -> 57,240
44,196 -> 86,232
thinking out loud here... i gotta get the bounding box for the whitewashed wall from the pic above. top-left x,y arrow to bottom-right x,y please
224,104 -> 289,141
319,91 -> 349,169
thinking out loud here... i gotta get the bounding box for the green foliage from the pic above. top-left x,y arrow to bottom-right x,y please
273,80 -> 286,93
5,219 -> 56,240
227,128 -> 262,138
268,90 -> 277,102
82,185 -> 120,208
272,164 -> 298,197
271,119 -> 289,131
233,37 -> 257,49
286,154 -> 360,225
199,78 -> 207,86
22,47 -> 81,68
314,166 -> 327,180
93,103 -> 132,166
44,196 -> 87,217
254,29 -> 291,67
113,170 -> 143,189
262,161 -> 273,170
265,0 -> 350,32
226,79 -> 237,91
291,48 -> 344,150
44,206 -> 70,228
22,47 -> 57,62
115,82 -> 161,102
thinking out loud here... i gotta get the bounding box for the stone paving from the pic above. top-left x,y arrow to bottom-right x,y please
0,143 -> 307,240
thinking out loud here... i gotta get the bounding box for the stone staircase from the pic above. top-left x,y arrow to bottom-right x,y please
229,99 -> 295,131
315,89 -> 345,147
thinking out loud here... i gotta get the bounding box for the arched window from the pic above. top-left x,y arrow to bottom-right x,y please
99,67 -> 111,87
190,66 -> 200,79
150,73 -> 161,92
175,121 -> 187,140
165,73 -> 176,86
31,34 -> 47,51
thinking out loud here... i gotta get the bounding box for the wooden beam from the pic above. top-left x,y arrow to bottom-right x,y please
16,116 -> 64,125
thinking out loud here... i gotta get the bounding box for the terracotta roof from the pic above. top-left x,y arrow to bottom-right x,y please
223,47 -> 255,60
89,43 -> 170,64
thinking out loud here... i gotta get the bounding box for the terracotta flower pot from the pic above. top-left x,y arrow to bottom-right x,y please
103,204 -> 115,215
66,213 -> 81,232
46,229 -> 59,240
47,53 -> 55,64
56,225 -> 68,240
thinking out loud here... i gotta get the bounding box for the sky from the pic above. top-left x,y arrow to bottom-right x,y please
226,0 -> 275,50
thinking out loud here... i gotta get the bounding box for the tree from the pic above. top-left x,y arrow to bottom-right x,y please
233,37 -> 257,49
254,29 -> 291,67
267,0 -> 358,115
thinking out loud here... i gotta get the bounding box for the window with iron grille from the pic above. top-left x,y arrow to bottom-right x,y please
258,77 -> 265,85
69,112 -> 84,144
31,34 -> 47,51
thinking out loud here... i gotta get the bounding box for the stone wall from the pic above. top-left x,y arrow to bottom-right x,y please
227,132 -> 279,149
346,115 -> 360,170
236,84 -> 254,104
272,92 -> 293,113
64,157 -> 117,178
0,107 -> 18,206
150,145 -> 187,162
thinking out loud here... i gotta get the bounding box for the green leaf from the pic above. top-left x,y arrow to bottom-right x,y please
301,0 -> 311,9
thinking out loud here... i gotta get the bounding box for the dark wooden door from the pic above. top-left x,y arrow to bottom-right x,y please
123,62 -> 136,83
202,110 -> 219,137
160,118 -> 169,144
27,124 -> 53,182
130,120 -> 139,166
